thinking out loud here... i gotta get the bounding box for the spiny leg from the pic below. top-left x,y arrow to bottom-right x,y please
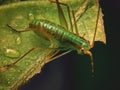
51,0 -> 68,30
85,4 -> 101,75
55,0 -> 88,37
88,2 -> 100,76
0,48 -> 40,71
50,0 -> 89,37
56,0 -> 68,30
47,50 -> 72,64
69,0 -> 89,37
49,0 -> 73,33
7,24 -> 31,33
91,2 -> 100,47
72,10 -> 79,37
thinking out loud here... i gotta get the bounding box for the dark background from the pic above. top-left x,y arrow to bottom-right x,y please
20,0 -> 120,90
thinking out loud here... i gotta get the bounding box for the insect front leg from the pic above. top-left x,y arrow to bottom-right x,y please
45,33 -> 59,49
91,3 -> 100,47
46,50 -> 71,64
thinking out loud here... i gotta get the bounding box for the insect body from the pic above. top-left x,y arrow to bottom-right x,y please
0,0 -> 100,74
29,19 -> 91,55
28,0 -> 96,73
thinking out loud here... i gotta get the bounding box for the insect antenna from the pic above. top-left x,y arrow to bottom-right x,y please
91,1 -> 100,47
7,24 -> 31,33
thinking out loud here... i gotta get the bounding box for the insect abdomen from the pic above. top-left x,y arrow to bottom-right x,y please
30,19 -> 65,39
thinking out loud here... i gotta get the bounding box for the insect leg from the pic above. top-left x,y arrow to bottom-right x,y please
7,24 -> 31,33
48,50 -> 71,63
72,10 -> 79,37
44,50 -> 59,64
49,0 -> 73,33
0,48 -> 40,72
91,2 -> 100,47
49,37 -> 60,49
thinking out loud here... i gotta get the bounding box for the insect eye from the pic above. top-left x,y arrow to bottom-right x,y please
81,48 -> 84,52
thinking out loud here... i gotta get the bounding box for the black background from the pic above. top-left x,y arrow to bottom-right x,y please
20,0 -> 120,90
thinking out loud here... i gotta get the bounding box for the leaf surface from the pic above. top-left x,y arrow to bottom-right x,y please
0,0 -> 106,90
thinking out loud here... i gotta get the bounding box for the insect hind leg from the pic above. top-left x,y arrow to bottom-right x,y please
49,0 -> 73,33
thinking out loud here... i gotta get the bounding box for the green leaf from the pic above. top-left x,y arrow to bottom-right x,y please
0,0 -> 106,90
0,0 -> 20,5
